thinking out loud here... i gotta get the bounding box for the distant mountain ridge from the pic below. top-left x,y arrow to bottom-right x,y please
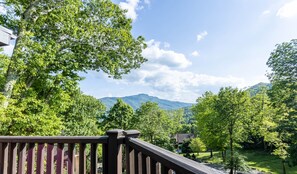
100,94 -> 194,110
247,82 -> 272,96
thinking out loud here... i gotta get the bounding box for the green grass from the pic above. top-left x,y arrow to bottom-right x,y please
193,150 -> 297,174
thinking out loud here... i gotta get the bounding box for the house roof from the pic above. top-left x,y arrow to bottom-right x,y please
175,133 -> 194,144
0,25 -> 16,46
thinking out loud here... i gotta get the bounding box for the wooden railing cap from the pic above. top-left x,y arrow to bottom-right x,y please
123,130 -> 140,138
106,129 -> 124,137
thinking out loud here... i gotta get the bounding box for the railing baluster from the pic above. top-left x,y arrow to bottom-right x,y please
0,142 -> 8,174
102,143 -> 108,174
27,143 -> 35,174
8,143 -> 17,174
67,143 -> 75,174
18,143 -> 26,174
46,143 -> 54,174
126,145 -> 134,174
36,143 -> 45,174
56,143 -> 64,174
156,163 -> 161,174
79,143 -> 86,174
90,143 -> 98,174
150,159 -> 157,174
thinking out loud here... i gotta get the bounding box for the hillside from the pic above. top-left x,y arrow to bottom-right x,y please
247,82 -> 272,96
100,94 -> 193,110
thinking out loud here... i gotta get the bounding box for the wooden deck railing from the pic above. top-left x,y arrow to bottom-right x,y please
0,130 -> 219,174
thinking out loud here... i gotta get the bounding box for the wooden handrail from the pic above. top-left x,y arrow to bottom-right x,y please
0,136 -> 108,144
124,130 -> 222,174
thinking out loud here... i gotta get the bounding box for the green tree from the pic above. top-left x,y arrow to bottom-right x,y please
189,137 -> 206,155
193,88 -> 250,173
167,108 -> 185,135
101,99 -> 135,130
0,0 -> 146,135
61,92 -> 105,136
192,91 -> 228,159
135,102 -> 173,150
267,39 -> 297,169
215,87 -> 250,174
245,87 -> 278,150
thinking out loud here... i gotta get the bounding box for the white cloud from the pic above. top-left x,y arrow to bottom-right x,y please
262,10 -> 271,15
191,51 -> 200,57
142,40 -> 192,69
197,31 -> 208,41
119,0 -> 139,21
119,0 -> 149,21
106,39 -> 250,102
277,0 -> 297,18
118,63 -> 249,102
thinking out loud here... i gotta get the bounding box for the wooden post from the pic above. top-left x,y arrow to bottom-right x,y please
106,129 -> 124,174
124,130 -> 140,174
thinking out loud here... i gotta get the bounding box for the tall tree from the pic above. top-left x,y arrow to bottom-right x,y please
61,92 -> 105,136
267,39 -> 297,166
245,87 -> 278,150
0,0 -> 146,135
101,99 -> 135,130
167,108 -> 185,135
193,88 -> 250,173
189,137 -> 206,155
135,102 -> 173,150
192,91 -> 228,159
215,87 -> 250,174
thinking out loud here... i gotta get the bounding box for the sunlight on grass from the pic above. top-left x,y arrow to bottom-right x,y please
193,150 -> 297,174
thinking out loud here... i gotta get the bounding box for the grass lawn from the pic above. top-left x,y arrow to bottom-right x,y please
193,150 -> 297,174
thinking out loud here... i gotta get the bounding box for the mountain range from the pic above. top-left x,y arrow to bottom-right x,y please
100,94 -> 194,110
247,82 -> 271,96
100,82 -> 271,111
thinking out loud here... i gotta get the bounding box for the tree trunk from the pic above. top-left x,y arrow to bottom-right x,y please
2,70 -> 18,108
282,160 -> 286,174
229,130 -> 234,174
210,149 -> 213,158
1,1 -> 37,108
1,25 -> 23,108
222,150 -> 226,162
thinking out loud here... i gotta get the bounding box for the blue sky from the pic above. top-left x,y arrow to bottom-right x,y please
3,0 -> 297,102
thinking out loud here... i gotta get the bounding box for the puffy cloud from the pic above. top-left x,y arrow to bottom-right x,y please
112,39 -> 249,101
191,50 -> 200,57
277,0 -> 297,18
119,0 -> 149,21
119,0 -> 139,21
142,40 -> 192,69
197,31 -> 208,41
119,63 -> 248,102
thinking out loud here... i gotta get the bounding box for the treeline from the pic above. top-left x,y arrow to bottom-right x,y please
192,39 -> 297,173
100,99 -> 191,150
